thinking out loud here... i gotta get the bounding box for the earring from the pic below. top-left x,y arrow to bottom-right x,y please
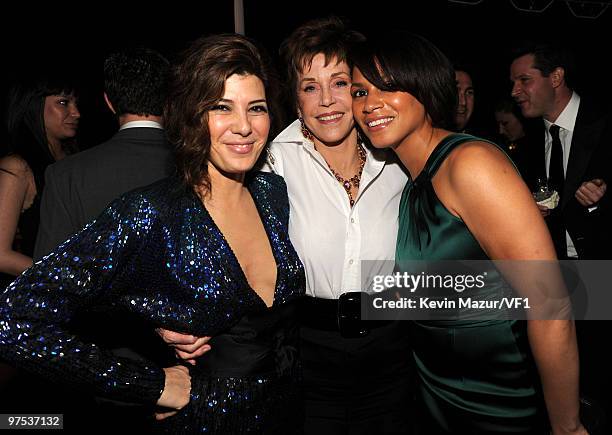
356,127 -> 370,148
356,128 -> 364,145
299,117 -> 314,142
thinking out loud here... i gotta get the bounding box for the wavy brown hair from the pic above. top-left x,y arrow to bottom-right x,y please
164,33 -> 281,193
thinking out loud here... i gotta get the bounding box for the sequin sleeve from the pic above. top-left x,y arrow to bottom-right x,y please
0,193 -> 165,405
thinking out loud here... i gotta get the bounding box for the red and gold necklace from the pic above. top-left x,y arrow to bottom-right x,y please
326,143 -> 367,207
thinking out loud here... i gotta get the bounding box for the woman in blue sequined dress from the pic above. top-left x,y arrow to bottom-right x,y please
0,34 -> 305,434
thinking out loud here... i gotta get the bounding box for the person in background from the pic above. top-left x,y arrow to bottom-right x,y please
495,97 -> 527,145
0,69 -> 80,425
34,47 -> 172,259
454,66 -> 475,133
30,47 -> 174,431
510,41 -> 611,260
0,72 -> 79,285
494,96 -> 542,189
351,31 -> 585,434
511,41 -> 612,431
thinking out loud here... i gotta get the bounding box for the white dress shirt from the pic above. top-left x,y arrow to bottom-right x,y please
544,91 -> 580,258
264,120 -> 409,299
119,120 -> 163,130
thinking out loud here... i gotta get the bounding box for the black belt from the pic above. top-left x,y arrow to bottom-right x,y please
299,293 -> 393,338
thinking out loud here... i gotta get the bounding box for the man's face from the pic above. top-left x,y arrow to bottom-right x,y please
455,70 -> 474,131
510,54 -> 556,120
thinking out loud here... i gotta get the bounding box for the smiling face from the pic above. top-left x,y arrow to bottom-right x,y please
510,54 -> 556,120
454,70 -> 474,131
296,53 -> 354,146
351,66 -> 427,151
207,74 -> 270,177
43,93 -> 80,146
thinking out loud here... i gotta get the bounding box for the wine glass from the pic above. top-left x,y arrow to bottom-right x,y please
532,176 -> 553,202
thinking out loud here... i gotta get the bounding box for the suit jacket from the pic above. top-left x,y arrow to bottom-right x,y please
531,98 -> 612,259
34,127 -> 174,259
31,127 -> 176,413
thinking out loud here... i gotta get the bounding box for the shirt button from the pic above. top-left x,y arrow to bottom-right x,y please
350,218 -> 355,223
349,259 -> 354,265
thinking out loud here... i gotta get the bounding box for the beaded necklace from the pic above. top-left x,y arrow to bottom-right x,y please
326,143 -> 366,207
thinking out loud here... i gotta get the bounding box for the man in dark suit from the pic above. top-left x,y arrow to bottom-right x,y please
510,42 -> 612,433
32,47 -> 174,430
34,47 -> 173,259
510,42 -> 611,260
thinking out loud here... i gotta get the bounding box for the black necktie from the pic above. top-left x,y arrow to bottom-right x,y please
548,124 -> 564,197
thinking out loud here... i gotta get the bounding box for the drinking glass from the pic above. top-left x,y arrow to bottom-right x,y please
532,177 -> 554,202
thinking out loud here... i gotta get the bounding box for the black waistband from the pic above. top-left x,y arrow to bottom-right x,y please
194,302 -> 299,377
299,294 -> 392,334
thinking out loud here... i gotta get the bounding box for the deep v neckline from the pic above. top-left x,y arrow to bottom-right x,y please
197,178 -> 280,309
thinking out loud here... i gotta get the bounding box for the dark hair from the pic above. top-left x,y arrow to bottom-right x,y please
279,16 -> 365,113
104,48 -> 170,116
164,33 -> 281,192
494,96 -> 521,117
452,60 -> 476,77
494,96 -> 540,139
511,41 -> 576,89
452,61 -> 476,92
350,32 -> 457,129
3,71 -> 79,188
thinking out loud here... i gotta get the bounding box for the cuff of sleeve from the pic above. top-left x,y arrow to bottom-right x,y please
101,363 -> 166,406
138,365 -> 166,405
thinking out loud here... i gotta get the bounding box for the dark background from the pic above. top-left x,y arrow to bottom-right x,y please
3,0 -> 611,149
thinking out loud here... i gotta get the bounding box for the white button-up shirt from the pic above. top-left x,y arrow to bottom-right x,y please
544,91 -> 580,258
264,120 -> 409,299
118,120 -> 163,130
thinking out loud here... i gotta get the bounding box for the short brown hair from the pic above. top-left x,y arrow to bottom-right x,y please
279,16 -> 365,113
164,33 -> 280,193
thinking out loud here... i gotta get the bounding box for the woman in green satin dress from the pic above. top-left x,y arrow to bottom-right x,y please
349,33 -> 587,435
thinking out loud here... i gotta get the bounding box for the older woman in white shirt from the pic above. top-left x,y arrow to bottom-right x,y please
265,17 -> 412,435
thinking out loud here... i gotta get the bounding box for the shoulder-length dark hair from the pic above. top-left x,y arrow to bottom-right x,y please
164,33 -> 281,192
279,16 -> 365,114
4,72 -> 79,188
350,32 -> 457,130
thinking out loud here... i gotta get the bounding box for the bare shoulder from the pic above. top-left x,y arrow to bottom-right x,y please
0,154 -> 35,205
0,154 -> 32,177
446,139 -> 508,167
444,139 -> 515,186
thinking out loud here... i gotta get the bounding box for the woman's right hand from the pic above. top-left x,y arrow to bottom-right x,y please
156,328 -> 212,365
552,427 -> 589,435
155,365 -> 191,420
551,421 -> 589,435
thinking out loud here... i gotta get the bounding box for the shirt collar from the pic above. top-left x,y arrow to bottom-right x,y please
544,91 -> 580,132
272,119 -> 304,143
119,120 -> 164,131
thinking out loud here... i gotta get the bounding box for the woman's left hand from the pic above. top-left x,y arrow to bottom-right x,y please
155,365 -> 191,420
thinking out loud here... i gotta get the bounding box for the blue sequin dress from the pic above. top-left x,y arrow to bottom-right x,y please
0,172 -> 306,434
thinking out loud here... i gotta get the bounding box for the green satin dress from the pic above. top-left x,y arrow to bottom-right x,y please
396,134 -> 547,434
